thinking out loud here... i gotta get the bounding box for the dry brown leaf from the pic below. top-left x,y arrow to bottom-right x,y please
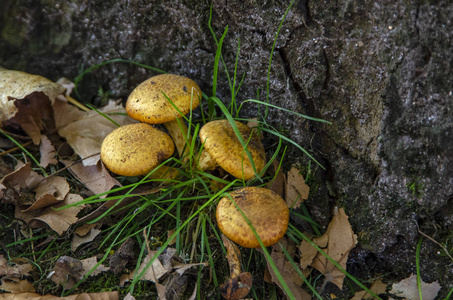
310,207 -> 357,289
266,159 -> 286,199
81,257 -> 110,277
39,135 -> 58,168
0,69 -> 65,144
0,291 -> 118,300
120,250 -> 169,286
58,100 -> 137,166
50,256 -> 83,289
167,230 -> 177,245
20,176 -> 70,212
390,274 -> 441,300
52,96 -> 86,130
286,167 -> 309,209
51,256 -> 109,289
0,163 -> 34,206
71,228 -> 102,252
349,278 -> 387,299
0,255 -> 33,278
120,247 -> 207,286
62,158 -> 121,198
33,176 -> 69,202
0,278 -> 36,293
298,239 -> 319,269
109,238 -> 135,275
246,117 -> 263,139
16,194 -> 84,235
0,162 -> 32,192
74,223 -> 99,236
264,239 -> 312,300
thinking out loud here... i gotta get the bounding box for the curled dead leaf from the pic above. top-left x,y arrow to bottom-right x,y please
0,69 -> 65,144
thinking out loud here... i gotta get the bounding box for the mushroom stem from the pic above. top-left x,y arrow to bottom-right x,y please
196,149 -> 217,171
163,119 -> 190,163
222,234 -> 242,278
148,165 -> 179,181
219,234 -> 253,300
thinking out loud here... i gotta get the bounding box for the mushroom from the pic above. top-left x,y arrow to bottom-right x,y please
198,120 -> 266,181
100,123 -> 175,176
216,186 -> 289,248
126,74 -> 202,162
219,234 -> 253,300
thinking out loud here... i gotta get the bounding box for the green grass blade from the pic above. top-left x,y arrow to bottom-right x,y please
239,99 -> 332,124
264,0 -> 296,121
85,104 -> 121,127
74,58 -> 166,95
209,27 -> 229,118
416,237 -> 423,300
0,129 -> 48,176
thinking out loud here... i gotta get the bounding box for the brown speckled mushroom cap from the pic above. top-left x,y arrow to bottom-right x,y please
199,120 -> 266,180
101,123 -> 174,176
126,74 -> 201,124
216,187 -> 289,248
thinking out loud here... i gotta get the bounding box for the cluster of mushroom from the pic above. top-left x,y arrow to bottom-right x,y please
100,74 -> 290,299
101,74 -> 202,176
101,73 -> 267,181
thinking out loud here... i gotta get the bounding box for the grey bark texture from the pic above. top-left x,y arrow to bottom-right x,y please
1,0 -> 452,297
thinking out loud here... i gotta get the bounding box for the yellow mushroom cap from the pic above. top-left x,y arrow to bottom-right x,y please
126,74 -> 202,124
199,120 -> 266,180
216,187 -> 289,248
100,123 -> 174,176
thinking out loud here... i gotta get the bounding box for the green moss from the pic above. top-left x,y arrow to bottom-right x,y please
406,178 -> 424,198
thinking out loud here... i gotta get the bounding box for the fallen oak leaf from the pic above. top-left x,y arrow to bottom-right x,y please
39,134 -> 58,168
263,238 -> 311,300
349,278 -> 387,299
50,256 -> 109,290
120,249 -> 169,286
0,162 -> 32,192
74,223 -> 99,236
61,157 -> 121,198
390,273 -> 440,300
0,69 -> 65,144
70,227 -> 102,252
310,207 -> 358,290
58,100 -> 137,166
0,278 -> 36,293
286,167 -> 309,209
16,194 -> 84,235
22,176 -> 70,212
81,256 -> 110,277
0,255 -> 33,278
0,162 -> 34,206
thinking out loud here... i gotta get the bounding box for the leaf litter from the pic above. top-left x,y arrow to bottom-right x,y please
0,70 -> 134,298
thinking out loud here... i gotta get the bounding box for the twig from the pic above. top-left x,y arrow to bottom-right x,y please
0,141 -> 33,156
34,152 -> 100,185
413,220 -> 453,262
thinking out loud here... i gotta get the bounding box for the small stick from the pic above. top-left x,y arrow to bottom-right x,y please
413,220 -> 453,262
